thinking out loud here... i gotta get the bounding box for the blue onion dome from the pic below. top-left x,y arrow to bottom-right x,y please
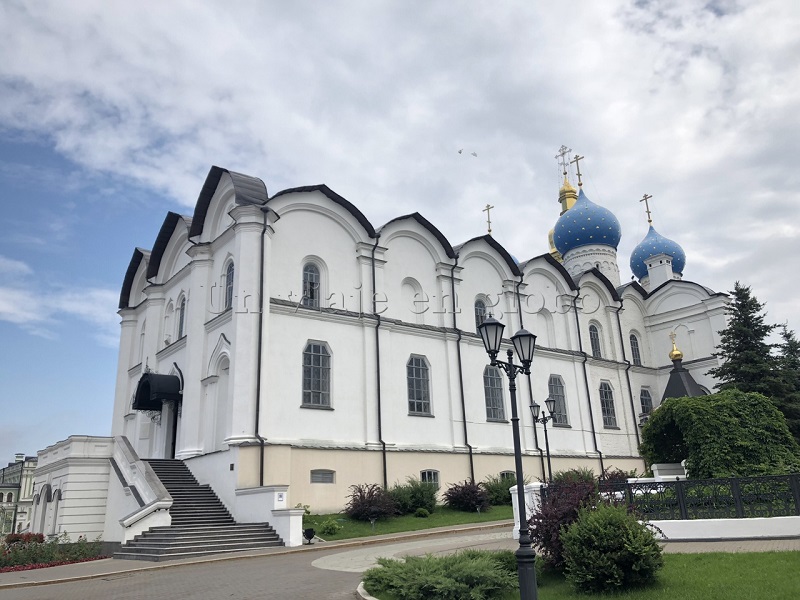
553,189 -> 622,256
630,225 -> 686,279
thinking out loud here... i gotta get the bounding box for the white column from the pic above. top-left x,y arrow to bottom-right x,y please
111,311 -> 138,436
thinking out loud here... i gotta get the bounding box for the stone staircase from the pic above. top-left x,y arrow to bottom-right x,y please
114,458 -> 283,561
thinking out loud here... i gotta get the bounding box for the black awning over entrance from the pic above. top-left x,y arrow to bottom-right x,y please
133,373 -> 182,411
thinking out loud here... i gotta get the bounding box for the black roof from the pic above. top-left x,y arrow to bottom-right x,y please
271,184 -> 377,238
453,234 -> 521,276
379,212 -> 457,259
189,166 -> 269,239
119,248 -> 149,309
662,358 -> 707,401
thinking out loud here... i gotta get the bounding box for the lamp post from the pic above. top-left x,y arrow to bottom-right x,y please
530,397 -> 556,483
478,315 -> 538,600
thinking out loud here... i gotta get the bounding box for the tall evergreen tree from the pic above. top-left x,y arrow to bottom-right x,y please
775,325 -> 800,445
707,282 -> 780,396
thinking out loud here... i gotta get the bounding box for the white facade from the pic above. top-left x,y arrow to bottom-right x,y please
99,166 -> 726,516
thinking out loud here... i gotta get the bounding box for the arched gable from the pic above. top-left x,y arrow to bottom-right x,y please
207,333 -> 232,378
379,213 -> 456,264
270,184 -> 376,239
646,280 -> 722,314
157,219 -> 193,283
145,213 -> 192,281
189,166 -> 269,240
119,248 -> 150,309
455,235 -> 521,277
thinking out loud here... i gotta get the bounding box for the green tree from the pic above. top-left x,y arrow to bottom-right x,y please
775,325 -> 800,445
707,282 -> 780,397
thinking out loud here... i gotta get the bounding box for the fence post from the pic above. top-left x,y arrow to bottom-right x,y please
676,479 -> 688,520
730,478 -> 744,518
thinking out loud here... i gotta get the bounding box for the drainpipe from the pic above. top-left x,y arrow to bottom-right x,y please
450,260 -> 475,483
572,287 -> 605,473
516,277 -> 545,478
371,237 -> 388,489
254,207 -> 269,486
614,305 -> 641,447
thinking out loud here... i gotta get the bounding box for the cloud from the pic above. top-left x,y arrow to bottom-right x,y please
0,255 -> 33,276
0,1 -> 798,331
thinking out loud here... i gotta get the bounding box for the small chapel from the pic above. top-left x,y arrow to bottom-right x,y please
28,149 -> 725,556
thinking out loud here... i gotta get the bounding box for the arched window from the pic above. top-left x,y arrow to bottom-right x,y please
302,263 -> 320,308
640,388 -> 653,415
420,469 -> 440,489
225,262 -> 235,310
500,471 -> 515,481
407,355 -> 431,415
5,493 -> 12,503
589,324 -> 602,358
630,333 -> 642,366
302,342 -> 331,407
548,375 -> 569,425
483,366 -> 505,421
599,382 -> 617,427
177,297 -> 186,338
474,299 -> 487,332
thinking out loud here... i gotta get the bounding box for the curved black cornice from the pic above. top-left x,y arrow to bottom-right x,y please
585,267 -> 622,302
188,166 -> 269,239
119,248 -> 149,309
379,212 -> 457,259
270,184 -> 377,238
454,234 -> 521,277
146,212 -> 187,280
518,253 -> 578,292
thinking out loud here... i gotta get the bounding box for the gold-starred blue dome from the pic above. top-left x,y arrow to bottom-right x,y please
553,189 -> 622,256
630,225 -> 686,279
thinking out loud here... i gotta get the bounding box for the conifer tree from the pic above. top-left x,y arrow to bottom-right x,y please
707,282 -> 779,396
775,325 -> 800,445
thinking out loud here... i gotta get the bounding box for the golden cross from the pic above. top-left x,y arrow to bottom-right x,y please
669,331 -> 676,345
570,154 -> 584,187
555,145 -> 572,177
483,204 -> 494,235
640,193 -> 653,225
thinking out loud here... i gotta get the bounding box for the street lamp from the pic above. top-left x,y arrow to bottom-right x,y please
477,315 -> 539,600
530,397 -> 556,483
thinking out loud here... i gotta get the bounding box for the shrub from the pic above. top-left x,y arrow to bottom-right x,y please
363,550 -> 517,600
598,467 -> 631,495
443,480 -> 490,512
344,483 -> 397,521
414,508 -> 430,518
318,518 -> 342,536
0,532 -> 103,569
480,474 -> 515,506
388,478 -> 438,514
551,467 -> 596,486
4,533 -> 44,546
562,503 -> 663,593
528,480 -> 597,570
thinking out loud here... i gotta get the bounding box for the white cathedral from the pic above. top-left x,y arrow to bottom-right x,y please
28,156 -> 728,554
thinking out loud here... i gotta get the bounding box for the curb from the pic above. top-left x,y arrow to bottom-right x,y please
357,581 -> 378,599
0,520 -> 513,590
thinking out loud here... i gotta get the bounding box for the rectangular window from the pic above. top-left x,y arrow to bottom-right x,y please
483,366 -> 505,421
589,324 -> 602,358
547,375 -> 569,425
420,469 -> 440,489
303,343 -> 331,406
599,382 -> 617,427
630,334 -> 642,366
640,388 -> 653,415
310,469 -> 335,484
407,356 -> 431,415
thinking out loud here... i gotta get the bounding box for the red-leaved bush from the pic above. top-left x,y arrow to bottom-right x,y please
0,556 -> 107,573
528,480 -> 597,570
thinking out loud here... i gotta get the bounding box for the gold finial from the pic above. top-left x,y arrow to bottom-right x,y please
640,193 -> 654,225
669,331 -> 683,361
570,154 -> 584,187
483,204 -> 494,234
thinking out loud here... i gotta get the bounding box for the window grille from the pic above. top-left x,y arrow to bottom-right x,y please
589,324 -> 602,358
302,263 -> 320,308
303,343 -> 331,406
483,366 -> 505,421
407,356 -> 431,415
630,333 -> 642,366
599,382 -> 617,427
547,375 -> 569,425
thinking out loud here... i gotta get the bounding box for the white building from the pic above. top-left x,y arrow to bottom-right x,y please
0,454 -> 37,535
31,159 -> 727,548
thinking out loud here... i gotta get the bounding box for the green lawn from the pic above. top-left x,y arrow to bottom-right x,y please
302,505 -> 513,541
534,552 -> 800,600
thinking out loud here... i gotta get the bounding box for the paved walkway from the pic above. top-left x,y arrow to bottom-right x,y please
1,520 -> 798,599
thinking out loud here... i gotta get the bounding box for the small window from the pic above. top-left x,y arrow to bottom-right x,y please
640,388 -> 653,415
310,469 -> 335,484
599,382 -> 617,427
303,343 -> 331,407
483,365 -> 505,421
547,375 -> 569,425
177,297 -> 186,338
420,469 -> 440,489
5,493 -> 12,503
630,333 -> 642,366
499,471 -> 515,482
474,299 -> 487,332
589,324 -> 602,358
225,262 -> 235,310
407,356 -> 431,415
302,263 -> 320,308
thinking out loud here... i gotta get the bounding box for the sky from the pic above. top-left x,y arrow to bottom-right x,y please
1,0 -> 799,463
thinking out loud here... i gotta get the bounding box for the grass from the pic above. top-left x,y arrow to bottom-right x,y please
302,504 -> 513,541
534,552 -> 800,600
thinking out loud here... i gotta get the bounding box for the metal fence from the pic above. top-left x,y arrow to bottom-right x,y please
592,474 -> 800,521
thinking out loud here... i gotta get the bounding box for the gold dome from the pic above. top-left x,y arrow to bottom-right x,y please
558,176 -> 578,215
669,337 -> 683,361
